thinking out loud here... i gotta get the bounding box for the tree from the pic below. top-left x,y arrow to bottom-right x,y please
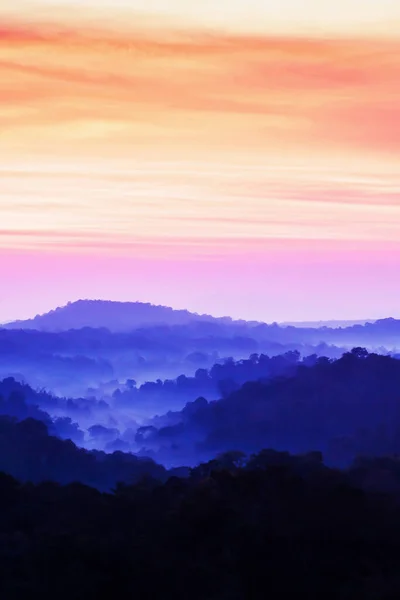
351,347 -> 369,359
214,450 -> 247,471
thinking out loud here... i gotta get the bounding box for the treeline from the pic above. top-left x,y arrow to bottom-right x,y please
0,416 -> 186,491
0,351 -> 335,449
0,322 -> 345,396
0,377 -> 108,427
137,349 -> 400,466
5,299 -> 400,348
110,349 -> 310,411
2,451 -> 400,598
3,349 -> 400,467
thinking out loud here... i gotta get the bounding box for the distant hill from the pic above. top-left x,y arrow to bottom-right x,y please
280,319 -> 375,329
3,300 -> 399,350
2,300 -> 239,332
260,317 -> 400,349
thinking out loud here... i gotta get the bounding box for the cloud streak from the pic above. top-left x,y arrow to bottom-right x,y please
1,21 -> 399,155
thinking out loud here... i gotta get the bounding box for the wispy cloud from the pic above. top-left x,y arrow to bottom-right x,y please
1,21 -> 399,156
0,17 -> 399,260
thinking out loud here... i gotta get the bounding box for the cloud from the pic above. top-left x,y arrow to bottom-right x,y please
0,20 -> 399,157
0,17 -> 399,265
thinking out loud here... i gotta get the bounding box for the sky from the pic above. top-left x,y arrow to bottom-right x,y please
1,1 -> 400,322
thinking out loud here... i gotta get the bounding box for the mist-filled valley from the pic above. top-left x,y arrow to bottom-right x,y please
3,0 -> 400,591
3,300 -> 400,596
1,300 -> 400,469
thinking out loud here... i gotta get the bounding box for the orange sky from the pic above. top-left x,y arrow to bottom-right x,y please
0,2 -> 400,320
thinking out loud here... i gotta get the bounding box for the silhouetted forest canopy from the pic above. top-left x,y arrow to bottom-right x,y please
138,348 -> 400,467
3,301 -> 400,597
2,451 -> 400,598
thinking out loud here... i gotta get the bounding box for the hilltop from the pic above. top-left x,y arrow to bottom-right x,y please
3,299 -> 243,332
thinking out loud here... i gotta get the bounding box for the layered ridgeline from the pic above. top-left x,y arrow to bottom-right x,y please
2,349 -> 400,473
0,322 -> 342,398
1,300 -> 399,401
2,300 -> 249,332
3,300 -> 400,349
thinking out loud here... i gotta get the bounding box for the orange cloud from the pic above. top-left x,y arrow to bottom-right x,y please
0,17 -> 399,261
0,19 -> 399,159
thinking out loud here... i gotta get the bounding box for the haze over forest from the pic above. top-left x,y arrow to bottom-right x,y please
2,299 -> 400,597
1,0 -> 400,596
1,298 -> 400,466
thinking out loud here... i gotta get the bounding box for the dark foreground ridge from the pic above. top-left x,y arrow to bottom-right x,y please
2,451 -> 400,599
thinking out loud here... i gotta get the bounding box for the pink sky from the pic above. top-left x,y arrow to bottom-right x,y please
0,2 -> 399,322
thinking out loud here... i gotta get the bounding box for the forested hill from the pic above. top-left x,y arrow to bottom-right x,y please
4,300 -> 400,350
3,300 -> 245,332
